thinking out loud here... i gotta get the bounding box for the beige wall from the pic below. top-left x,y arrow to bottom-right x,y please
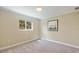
41,11 -> 79,46
0,9 -> 40,48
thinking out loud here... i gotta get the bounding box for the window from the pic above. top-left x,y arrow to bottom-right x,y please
47,19 -> 58,31
19,20 -> 33,31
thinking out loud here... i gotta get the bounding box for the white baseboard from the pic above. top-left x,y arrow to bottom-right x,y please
43,38 -> 79,49
0,37 -> 40,51
1,37 -> 79,51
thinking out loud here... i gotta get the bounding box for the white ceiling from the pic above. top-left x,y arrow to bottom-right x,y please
1,6 -> 78,19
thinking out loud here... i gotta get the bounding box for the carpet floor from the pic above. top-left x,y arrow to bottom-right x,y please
1,39 -> 79,53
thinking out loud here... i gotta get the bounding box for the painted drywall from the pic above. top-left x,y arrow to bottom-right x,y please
0,9 -> 41,48
41,11 -> 79,46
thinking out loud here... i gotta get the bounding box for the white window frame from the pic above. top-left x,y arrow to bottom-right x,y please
19,20 -> 33,31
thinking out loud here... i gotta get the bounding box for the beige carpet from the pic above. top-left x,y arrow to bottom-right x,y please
1,39 -> 79,53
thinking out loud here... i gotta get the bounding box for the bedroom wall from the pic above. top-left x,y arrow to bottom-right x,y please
41,11 -> 79,46
0,9 -> 41,48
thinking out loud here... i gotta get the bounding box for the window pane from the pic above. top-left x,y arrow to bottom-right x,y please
26,22 -> 31,29
19,20 -> 25,29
